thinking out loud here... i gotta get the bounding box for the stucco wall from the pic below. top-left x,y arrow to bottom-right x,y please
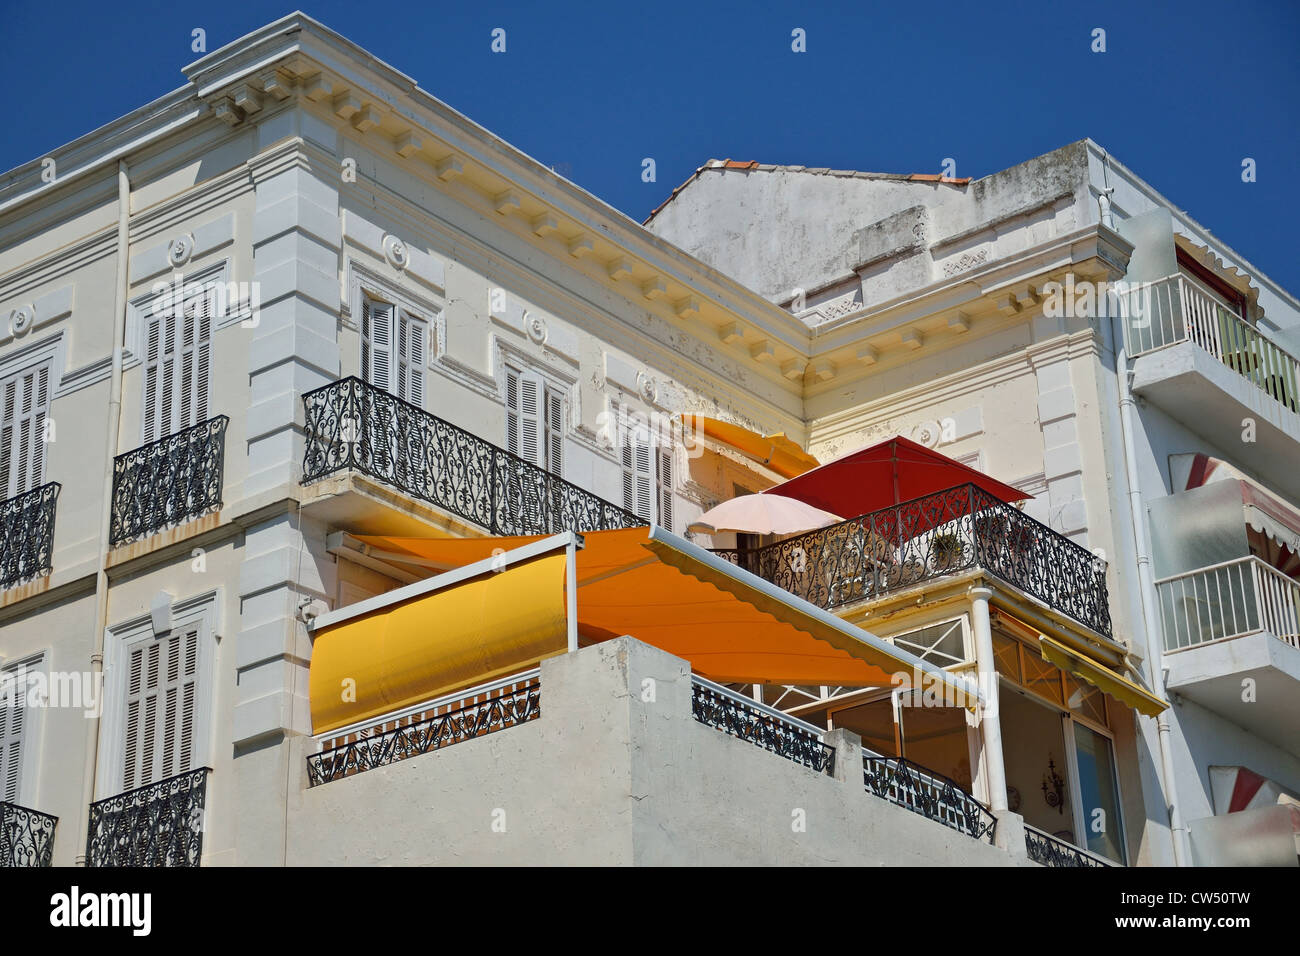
289,638 -> 1027,866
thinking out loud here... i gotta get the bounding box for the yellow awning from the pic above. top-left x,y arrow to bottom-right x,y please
1038,635 -> 1168,718
318,526 -> 979,731
683,415 -> 820,479
309,552 -> 568,734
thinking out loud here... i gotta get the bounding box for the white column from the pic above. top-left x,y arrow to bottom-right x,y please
969,585 -> 1008,813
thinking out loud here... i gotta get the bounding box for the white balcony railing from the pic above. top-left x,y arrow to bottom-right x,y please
1156,556 -> 1300,653
1124,273 -> 1300,416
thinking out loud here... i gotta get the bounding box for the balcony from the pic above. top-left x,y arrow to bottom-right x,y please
714,483 -> 1112,639
0,482 -> 60,590
691,676 -> 836,775
1157,556 -> 1300,748
0,801 -> 57,867
862,753 -> 996,844
290,637 -> 1024,865
109,416 -> 229,547
302,377 -> 641,535
1126,272 -> 1300,499
1024,823 -> 1112,867
308,670 -> 541,786
86,767 -> 210,867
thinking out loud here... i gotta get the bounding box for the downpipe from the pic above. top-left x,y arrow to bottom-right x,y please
75,160 -> 129,864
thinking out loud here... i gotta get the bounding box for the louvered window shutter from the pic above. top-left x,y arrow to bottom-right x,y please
361,296 -> 394,393
621,413 -> 654,523
507,371 -> 544,467
142,312 -> 163,443
0,364 -> 51,499
121,628 -> 200,790
397,311 -> 427,406
658,446 -> 674,532
505,369 -> 520,456
143,286 -> 210,442
545,388 -> 564,476
0,662 -> 31,803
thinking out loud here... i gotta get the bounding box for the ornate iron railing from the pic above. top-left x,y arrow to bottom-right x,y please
0,482 -> 60,589
110,416 -> 229,547
1024,823 -> 1113,867
861,752 -> 996,843
0,801 -> 57,867
87,767 -> 210,867
690,676 -> 835,775
301,377 -> 642,535
307,673 -> 542,786
715,483 -> 1112,638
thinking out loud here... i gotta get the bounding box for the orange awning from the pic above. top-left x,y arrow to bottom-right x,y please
683,415 -> 820,479
318,527 -> 978,730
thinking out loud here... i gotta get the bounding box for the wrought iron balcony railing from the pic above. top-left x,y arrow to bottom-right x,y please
691,675 -> 836,775
1124,272 -> 1300,415
87,767 -> 210,867
1157,555 -> 1300,653
861,752 -> 996,844
0,482 -> 60,590
714,483 -> 1112,638
0,801 -> 57,867
110,416 -> 229,547
1024,823 -> 1113,867
307,670 -> 542,786
302,377 -> 642,536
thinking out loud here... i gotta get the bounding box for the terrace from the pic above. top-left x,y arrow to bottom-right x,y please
713,482 -> 1112,640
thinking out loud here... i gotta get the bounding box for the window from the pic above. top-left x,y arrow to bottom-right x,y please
890,618 -> 968,668
122,627 -> 200,789
0,657 -> 40,804
361,294 -> 427,406
0,363 -> 51,499
1071,721 -> 1126,864
143,287 -> 212,442
102,595 -> 217,797
505,368 -> 564,475
619,405 -> 674,530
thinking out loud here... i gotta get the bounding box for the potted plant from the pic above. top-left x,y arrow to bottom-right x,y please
931,531 -> 965,570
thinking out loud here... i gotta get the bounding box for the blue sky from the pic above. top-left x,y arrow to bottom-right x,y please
5,0 -> 1298,291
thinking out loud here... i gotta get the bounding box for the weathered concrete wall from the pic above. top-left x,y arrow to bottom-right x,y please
288,638 -> 1027,866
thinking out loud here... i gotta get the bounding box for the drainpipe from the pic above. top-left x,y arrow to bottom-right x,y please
75,160 -> 129,865
1112,308 -> 1190,866
969,585 -> 1008,813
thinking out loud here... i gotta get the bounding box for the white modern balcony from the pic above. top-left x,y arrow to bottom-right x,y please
1126,273 -> 1300,501
1156,556 -> 1300,749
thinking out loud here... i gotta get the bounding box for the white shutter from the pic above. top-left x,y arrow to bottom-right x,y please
658,446 -> 674,532
143,286 -> 211,441
0,364 -> 51,499
361,296 -> 394,393
621,410 -> 654,523
397,310 -> 427,406
545,388 -> 564,476
189,290 -> 212,425
505,369 -> 520,456
122,628 -> 200,790
142,313 -> 163,443
507,371 -> 544,466
0,662 -> 32,804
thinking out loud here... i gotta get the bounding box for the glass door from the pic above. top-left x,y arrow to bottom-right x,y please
1069,721 -> 1127,864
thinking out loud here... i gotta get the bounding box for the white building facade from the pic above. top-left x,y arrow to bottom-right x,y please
1,14 -> 1292,868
